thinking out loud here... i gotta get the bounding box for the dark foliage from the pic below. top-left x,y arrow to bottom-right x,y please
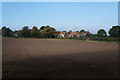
2,26 -> 13,37
108,26 -> 120,38
97,29 -> 107,37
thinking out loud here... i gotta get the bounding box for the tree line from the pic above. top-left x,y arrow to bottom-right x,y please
97,26 -> 120,38
1,25 -> 120,38
2,25 -> 60,38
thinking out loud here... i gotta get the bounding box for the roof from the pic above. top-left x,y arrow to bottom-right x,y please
60,32 -> 66,34
85,31 -> 91,34
69,32 -> 80,35
76,32 -> 80,35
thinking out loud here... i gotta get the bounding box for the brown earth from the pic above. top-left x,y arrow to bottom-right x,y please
2,38 -> 119,79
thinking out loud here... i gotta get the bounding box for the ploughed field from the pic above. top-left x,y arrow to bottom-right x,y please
2,38 -> 119,79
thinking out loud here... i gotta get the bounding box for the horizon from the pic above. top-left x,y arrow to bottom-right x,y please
2,2 -> 118,34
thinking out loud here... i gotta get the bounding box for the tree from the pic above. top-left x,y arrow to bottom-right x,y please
0,29 -> 1,35
80,30 -> 85,33
86,33 -> 90,37
42,26 -> 56,38
2,26 -> 6,36
30,26 -> 39,37
97,29 -> 107,37
108,26 -> 120,38
46,25 -> 50,28
75,31 -> 79,32
62,30 -> 66,32
68,30 -> 72,34
2,26 -> 13,37
40,26 -> 46,30
92,34 -> 97,37
54,31 -> 60,38
14,30 -> 22,37
21,26 -> 30,38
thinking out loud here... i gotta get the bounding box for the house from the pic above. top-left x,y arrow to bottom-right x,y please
68,31 -> 92,37
14,33 -> 19,37
59,32 -> 67,38
59,31 -> 92,38
79,31 -> 92,37
68,32 -> 80,37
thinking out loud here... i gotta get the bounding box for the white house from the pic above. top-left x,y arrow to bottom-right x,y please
59,32 -> 67,38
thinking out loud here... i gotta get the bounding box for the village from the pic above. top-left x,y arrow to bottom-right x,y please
59,30 -> 92,38
11,25 -> 93,39
14,29 -> 92,38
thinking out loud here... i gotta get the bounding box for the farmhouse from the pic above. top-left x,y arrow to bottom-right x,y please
58,31 -> 92,38
79,31 -> 92,37
14,33 -> 19,37
68,32 -> 79,37
59,32 -> 67,38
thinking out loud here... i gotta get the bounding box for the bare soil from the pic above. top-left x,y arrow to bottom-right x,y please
2,38 -> 119,79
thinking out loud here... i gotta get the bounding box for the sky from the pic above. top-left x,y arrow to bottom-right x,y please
2,2 -> 118,34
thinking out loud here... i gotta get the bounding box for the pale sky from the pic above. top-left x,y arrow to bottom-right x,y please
2,2 -> 118,34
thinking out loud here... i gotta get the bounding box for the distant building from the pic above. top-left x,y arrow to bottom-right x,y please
59,31 -> 92,38
14,33 -> 19,37
68,32 -> 79,37
79,31 -> 92,37
59,32 -> 67,38
68,31 -> 92,37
